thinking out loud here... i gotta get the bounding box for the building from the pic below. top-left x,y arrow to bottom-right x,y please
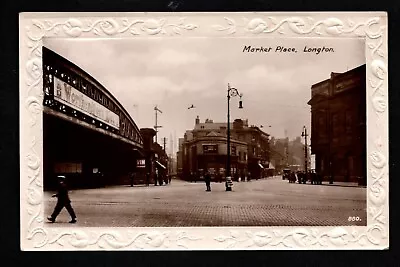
307,64 -> 366,184
269,136 -> 311,174
178,116 -> 270,181
43,47 -> 143,189
136,128 -> 169,185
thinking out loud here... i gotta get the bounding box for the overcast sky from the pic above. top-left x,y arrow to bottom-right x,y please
44,37 -> 365,155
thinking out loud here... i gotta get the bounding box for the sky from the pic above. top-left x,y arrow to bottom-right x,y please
44,37 -> 365,156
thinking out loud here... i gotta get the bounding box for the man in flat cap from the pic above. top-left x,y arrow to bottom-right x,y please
47,175 -> 77,223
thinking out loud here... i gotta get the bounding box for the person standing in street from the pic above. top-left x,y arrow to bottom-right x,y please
146,172 -> 150,186
130,172 -> 135,187
47,175 -> 77,223
204,171 -> 211,191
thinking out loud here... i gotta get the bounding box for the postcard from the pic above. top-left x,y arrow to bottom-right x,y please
19,12 -> 388,250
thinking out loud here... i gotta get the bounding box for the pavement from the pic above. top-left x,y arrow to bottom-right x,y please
44,176 -> 367,227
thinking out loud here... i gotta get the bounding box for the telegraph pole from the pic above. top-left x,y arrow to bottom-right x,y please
154,105 -> 163,144
163,137 -> 167,152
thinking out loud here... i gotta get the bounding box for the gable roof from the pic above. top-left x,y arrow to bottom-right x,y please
206,131 -> 223,137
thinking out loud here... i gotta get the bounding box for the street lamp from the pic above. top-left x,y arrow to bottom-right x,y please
226,83 -> 243,191
301,126 -> 308,174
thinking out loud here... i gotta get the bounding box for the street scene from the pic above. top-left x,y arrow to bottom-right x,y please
42,37 -> 367,226
45,177 -> 366,227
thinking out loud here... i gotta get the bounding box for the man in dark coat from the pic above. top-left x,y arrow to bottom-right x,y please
47,176 -> 77,223
204,171 -> 211,191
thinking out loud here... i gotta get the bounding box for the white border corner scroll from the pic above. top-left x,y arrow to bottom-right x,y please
19,12 -> 389,251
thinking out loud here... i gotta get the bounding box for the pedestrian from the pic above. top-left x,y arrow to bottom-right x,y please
130,172 -> 135,187
169,174 -> 172,184
47,175 -> 77,223
234,172 -> 239,182
317,172 -> 323,185
291,172 -> 296,183
146,172 -> 150,186
204,171 -> 211,191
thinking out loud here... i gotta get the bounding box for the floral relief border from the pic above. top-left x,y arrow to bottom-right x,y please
20,13 -> 388,250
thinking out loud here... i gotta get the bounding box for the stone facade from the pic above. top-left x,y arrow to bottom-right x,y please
308,64 -> 366,183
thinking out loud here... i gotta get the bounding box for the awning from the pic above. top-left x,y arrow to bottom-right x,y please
258,163 -> 264,169
155,161 -> 166,169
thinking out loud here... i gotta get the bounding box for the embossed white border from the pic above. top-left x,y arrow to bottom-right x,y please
19,12 -> 389,250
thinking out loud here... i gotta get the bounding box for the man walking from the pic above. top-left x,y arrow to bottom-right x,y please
204,171 -> 211,191
47,175 -> 77,223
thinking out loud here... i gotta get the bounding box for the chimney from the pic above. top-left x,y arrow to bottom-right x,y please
233,119 -> 244,130
195,115 -> 200,125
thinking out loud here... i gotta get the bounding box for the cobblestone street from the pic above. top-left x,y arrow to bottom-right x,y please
44,176 -> 367,227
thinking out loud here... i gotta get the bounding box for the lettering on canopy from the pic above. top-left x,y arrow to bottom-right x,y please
54,77 -> 120,129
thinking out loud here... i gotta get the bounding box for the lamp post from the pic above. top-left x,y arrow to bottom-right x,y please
226,83 -> 243,191
301,126 -> 308,175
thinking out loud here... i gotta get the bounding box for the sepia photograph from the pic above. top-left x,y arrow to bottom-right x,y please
19,12 -> 388,250
42,36 -> 367,227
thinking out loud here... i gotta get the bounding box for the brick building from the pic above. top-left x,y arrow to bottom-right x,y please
138,128 -> 169,184
178,116 -> 270,181
307,64 -> 366,184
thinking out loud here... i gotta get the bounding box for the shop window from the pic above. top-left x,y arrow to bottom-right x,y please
54,162 -> 82,174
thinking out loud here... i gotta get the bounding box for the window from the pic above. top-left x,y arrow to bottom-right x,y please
54,162 -> 82,174
231,146 -> 236,156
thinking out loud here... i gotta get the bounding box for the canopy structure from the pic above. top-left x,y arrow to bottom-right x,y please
155,161 -> 166,169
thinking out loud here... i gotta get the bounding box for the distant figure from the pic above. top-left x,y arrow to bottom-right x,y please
130,172 -> 135,187
204,171 -> 211,191
47,176 -> 77,223
289,172 -> 296,183
317,172 -> 323,185
169,174 -> 172,184
158,173 -> 163,186
240,172 -> 245,183
146,173 -> 150,186
297,172 -> 302,184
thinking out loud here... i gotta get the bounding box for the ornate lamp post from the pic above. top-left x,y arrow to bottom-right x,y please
226,83 -> 243,191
